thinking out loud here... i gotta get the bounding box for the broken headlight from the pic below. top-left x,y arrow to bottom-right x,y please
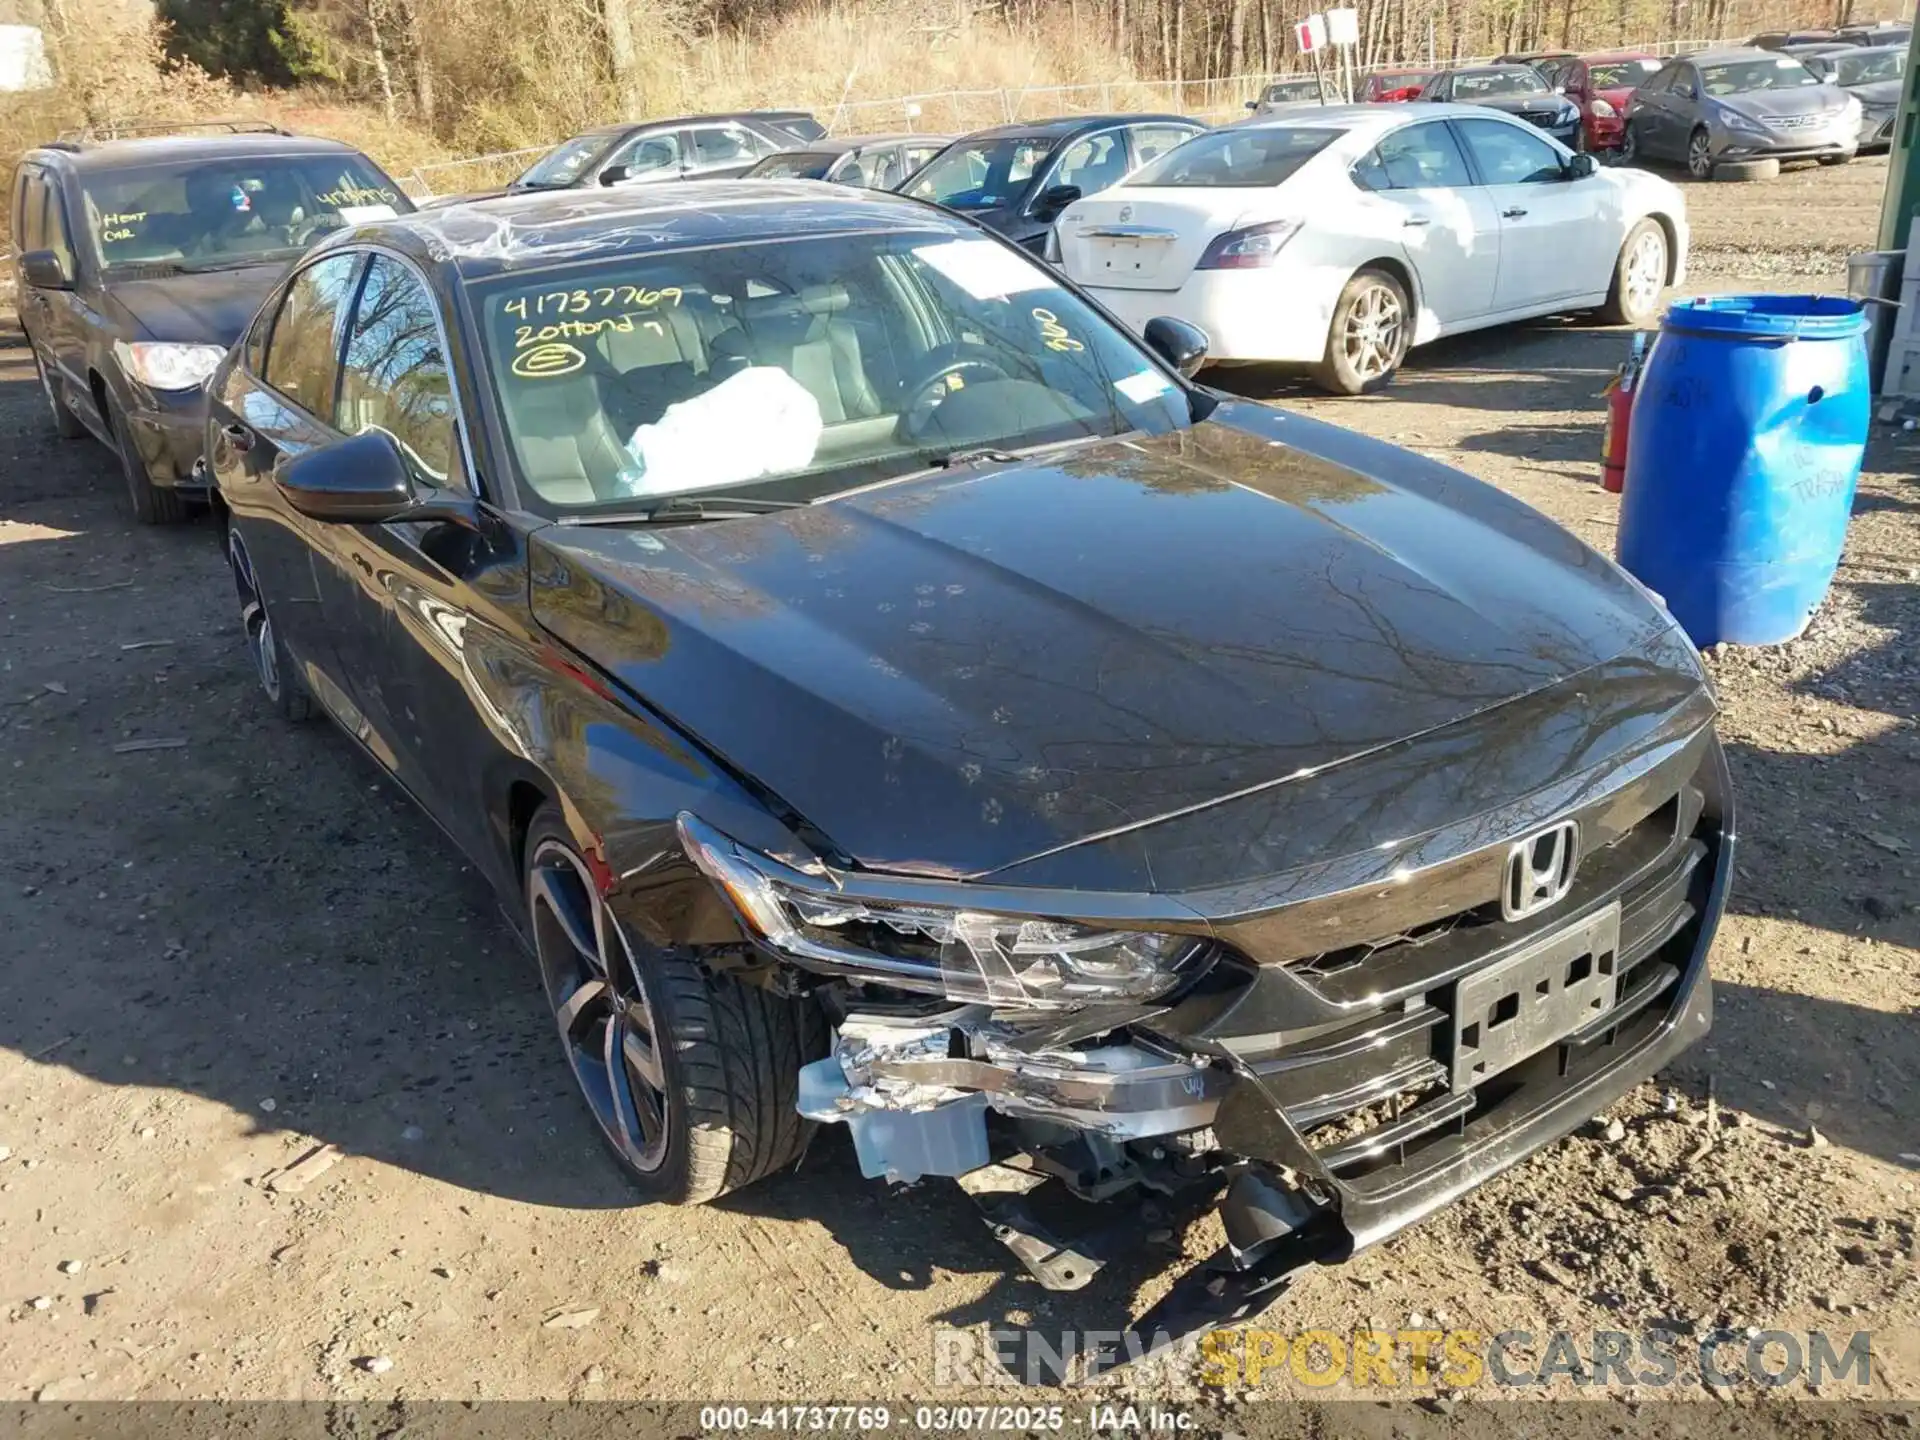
678,815 -> 1201,1010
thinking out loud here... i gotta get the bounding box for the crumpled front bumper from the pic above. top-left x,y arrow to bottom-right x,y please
798,732 -> 1733,1370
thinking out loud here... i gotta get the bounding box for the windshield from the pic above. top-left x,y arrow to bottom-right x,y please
748,152 -> 835,179
1128,126 -> 1337,187
1589,58 -> 1663,87
1836,49 -> 1905,85
81,155 -> 409,272
473,229 -> 1190,511
1702,57 -> 1821,94
904,137 -> 1055,209
1264,80 -> 1325,101
1454,68 -> 1551,97
514,133 -> 617,189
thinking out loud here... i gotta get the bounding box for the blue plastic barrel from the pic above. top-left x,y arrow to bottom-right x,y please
1617,295 -> 1869,647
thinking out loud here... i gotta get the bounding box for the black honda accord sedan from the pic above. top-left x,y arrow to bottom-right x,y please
206,181 -> 1730,1372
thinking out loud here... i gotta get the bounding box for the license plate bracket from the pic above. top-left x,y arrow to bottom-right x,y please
1451,903 -> 1622,1090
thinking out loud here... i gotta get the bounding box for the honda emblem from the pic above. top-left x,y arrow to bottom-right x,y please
1502,821 -> 1579,920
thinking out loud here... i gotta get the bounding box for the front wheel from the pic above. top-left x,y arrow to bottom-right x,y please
227,523 -> 313,722
1599,218 -> 1668,326
107,394 -> 190,525
1619,121 -> 1642,166
1313,267 -> 1410,397
1819,153 -> 1854,167
1686,127 -> 1715,181
524,804 -> 826,1205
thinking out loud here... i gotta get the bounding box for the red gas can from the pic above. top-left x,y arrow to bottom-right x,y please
1600,332 -> 1650,495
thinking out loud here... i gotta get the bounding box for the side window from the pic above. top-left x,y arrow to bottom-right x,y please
904,144 -> 944,177
1051,130 -> 1129,197
854,148 -> 905,190
1672,67 -> 1699,99
1457,117 -> 1568,185
243,297 -> 273,375
607,130 -> 681,177
337,256 -> 458,484
263,252 -> 363,417
41,182 -> 74,275
1131,125 -> 1198,167
18,172 -> 48,252
1354,121 -> 1476,191
690,125 -> 766,166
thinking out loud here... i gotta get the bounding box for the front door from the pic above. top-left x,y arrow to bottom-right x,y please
1454,117 -> 1609,312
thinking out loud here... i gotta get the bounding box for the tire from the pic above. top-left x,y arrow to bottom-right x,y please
1313,266 -> 1411,397
106,393 -> 190,525
1619,121 -> 1641,166
31,347 -> 86,439
1712,157 -> 1781,182
1818,153 -> 1853,167
226,521 -> 313,722
1686,127 -> 1716,181
1599,218 -> 1668,327
524,803 -> 826,1205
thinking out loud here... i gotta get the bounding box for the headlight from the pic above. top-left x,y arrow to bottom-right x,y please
678,814 -> 1203,1009
1590,98 -> 1617,118
1721,108 -> 1769,134
114,341 -> 226,391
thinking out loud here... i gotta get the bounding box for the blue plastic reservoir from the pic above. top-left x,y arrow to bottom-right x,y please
1617,294 -> 1869,647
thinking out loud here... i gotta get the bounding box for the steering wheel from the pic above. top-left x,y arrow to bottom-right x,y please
898,345 -> 1015,442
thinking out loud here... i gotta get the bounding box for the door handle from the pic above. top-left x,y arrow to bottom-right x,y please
1403,215 -> 1432,227
1502,207 -> 1528,219
221,422 -> 255,453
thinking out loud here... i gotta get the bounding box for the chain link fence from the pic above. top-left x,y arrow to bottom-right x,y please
405,36 -> 1726,197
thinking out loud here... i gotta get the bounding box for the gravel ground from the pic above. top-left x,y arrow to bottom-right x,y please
0,161 -> 1915,1415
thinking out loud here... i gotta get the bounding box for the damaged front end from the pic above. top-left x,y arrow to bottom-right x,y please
672,703 -> 1733,1382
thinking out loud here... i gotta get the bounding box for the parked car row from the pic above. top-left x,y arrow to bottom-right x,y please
6,113 -> 1735,1354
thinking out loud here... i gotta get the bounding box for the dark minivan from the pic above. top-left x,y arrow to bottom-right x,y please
10,121 -> 411,522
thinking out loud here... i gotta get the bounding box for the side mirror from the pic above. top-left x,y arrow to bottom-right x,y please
1143,315 -> 1209,379
1030,183 -> 1083,221
1244,99 -> 1258,111
1567,151 -> 1598,178
274,430 -> 419,523
21,248 -> 72,290
598,164 -> 631,186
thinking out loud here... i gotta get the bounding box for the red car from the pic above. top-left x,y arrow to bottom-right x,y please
1561,51 -> 1666,151
1358,68 -> 1436,102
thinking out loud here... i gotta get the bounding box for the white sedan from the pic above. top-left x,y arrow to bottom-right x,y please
1052,104 -> 1688,394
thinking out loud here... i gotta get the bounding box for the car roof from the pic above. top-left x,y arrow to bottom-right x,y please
30,132 -> 366,173
1689,46 -> 1799,64
346,180 -> 969,280
955,113 -> 1197,141
784,132 -> 953,155
1237,102 -> 1513,134
1579,49 -> 1659,60
1443,62 -> 1544,74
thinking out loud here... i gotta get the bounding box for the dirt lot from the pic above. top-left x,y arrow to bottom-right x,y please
1,158 -> 1916,1412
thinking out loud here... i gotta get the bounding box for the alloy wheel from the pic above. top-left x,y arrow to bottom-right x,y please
1687,131 -> 1713,180
228,529 -> 282,702
1623,228 -> 1667,317
529,839 -> 671,1174
1339,281 -> 1404,383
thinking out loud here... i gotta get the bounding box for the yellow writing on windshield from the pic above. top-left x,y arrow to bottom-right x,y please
502,285 -> 682,321
1032,306 -> 1085,353
510,309 -> 672,353
100,210 -> 147,243
319,183 -> 400,208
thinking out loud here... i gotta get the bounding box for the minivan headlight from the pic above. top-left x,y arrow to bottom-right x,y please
678,815 -> 1202,1009
114,341 -> 226,391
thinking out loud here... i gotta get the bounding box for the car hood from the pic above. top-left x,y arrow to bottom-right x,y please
1719,85 -> 1850,120
1845,78 -> 1903,105
1462,93 -> 1569,115
529,405 -> 1678,882
110,263 -> 287,346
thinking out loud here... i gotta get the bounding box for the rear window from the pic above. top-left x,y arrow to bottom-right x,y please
80,154 -> 409,271
1126,126 -> 1338,188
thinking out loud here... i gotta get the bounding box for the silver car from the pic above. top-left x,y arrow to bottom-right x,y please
1622,48 -> 1859,177
1243,76 -> 1339,118
1799,44 -> 1907,150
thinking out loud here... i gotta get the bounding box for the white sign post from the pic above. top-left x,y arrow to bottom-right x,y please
1325,6 -> 1359,102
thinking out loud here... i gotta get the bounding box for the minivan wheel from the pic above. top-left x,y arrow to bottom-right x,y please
1314,267 -> 1409,397
523,803 -> 825,1205
107,395 -> 190,525
227,523 -> 312,722
1600,219 -> 1668,326
33,350 -> 86,439
1686,128 -> 1715,180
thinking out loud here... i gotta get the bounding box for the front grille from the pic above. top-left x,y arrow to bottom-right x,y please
1768,113 -> 1833,132
1237,776 -> 1709,1179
